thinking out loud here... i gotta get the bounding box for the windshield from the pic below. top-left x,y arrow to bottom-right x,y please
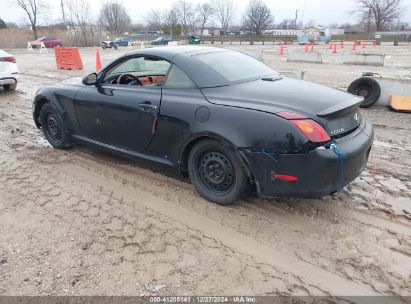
192,50 -> 279,83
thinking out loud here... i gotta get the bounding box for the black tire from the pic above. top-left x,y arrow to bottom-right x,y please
55,43 -> 62,48
39,103 -> 71,149
188,139 -> 250,205
347,77 -> 381,108
3,83 -> 16,91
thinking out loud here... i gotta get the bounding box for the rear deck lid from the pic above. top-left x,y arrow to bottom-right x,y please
317,96 -> 363,137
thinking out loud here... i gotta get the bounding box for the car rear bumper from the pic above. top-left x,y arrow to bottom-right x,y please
0,77 -> 17,86
240,118 -> 373,198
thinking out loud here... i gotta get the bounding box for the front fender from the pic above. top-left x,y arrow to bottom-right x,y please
33,85 -> 81,132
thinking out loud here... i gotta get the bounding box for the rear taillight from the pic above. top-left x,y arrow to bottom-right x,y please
290,119 -> 331,143
0,56 -> 16,63
276,112 -> 331,143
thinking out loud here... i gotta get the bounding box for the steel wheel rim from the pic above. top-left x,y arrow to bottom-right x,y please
355,84 -> 371,98
45,113 -> 62,142
198,152 -> 235,192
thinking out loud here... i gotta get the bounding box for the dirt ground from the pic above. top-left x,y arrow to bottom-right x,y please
0,44 -> 410,297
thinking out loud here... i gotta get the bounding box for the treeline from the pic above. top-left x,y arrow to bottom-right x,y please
1,0 -> 409,47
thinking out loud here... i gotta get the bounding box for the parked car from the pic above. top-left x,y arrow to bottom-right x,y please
151,36 -> 172,45
188,35 -> 201,44
101,40 -> 118,50
32,36 -> 63,48
0,50 -> 18,91
32,46 -> 373,205
113,37 -> 131,47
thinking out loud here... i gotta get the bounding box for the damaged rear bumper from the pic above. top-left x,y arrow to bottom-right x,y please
240,119 -> 374,199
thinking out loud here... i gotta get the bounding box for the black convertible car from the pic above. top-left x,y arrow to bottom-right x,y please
33,46 -> 373,205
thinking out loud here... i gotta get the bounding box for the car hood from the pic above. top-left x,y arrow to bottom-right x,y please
201,77 -> 362,119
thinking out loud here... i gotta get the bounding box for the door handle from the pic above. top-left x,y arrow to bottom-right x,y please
138,102 -> 157,110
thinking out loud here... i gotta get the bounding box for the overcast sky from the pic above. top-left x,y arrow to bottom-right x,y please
0,0 -> 410,27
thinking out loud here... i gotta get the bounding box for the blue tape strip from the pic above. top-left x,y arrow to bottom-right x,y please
261,148 -> 279,163
330,143 -> 345,186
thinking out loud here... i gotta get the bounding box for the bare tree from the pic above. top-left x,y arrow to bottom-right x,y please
355,0 -> 403,31
173,0 -> 194,35
66,0 -> 92,46
60,0 -> 66,24
243,0 -> 273,35
146,9 -> 165,32
213,0 -> 235,34
14,0 -> 47,39
145,8 -> 182,35
197,3 -> 215,35
164,8 -> 179,37
99,0 -> 131,36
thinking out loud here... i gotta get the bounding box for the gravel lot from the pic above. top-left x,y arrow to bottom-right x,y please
0,44 -> 410,297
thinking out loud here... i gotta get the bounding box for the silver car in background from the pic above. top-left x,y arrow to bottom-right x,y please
0,50 -> 19,91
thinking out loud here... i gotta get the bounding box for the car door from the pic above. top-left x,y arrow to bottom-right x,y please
74,55 -> 170,151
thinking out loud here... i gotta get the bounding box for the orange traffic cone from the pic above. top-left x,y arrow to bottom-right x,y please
96,48 -> 102,72
340,41 -> 344,48
279,43 -> 284,56
310,43 -> 314,52
362,40 -> 366,48
305,44 -> 309,52
332,43 -> 337,53
352,41 -> 357,51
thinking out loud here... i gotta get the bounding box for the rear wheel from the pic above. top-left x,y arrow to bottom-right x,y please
39,103 -> 71,149
3,83 -> 16,91
188,139 -> 249,205
348,77 -> 381,108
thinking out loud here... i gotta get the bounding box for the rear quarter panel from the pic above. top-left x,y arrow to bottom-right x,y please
148,88 -> 308,165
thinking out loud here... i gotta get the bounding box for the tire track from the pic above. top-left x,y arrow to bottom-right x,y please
60,163 -> 381,296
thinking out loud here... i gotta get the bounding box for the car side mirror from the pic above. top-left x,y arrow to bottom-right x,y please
82,73 -> 98,86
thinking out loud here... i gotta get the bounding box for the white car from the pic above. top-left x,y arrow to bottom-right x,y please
0,50 -> 19,91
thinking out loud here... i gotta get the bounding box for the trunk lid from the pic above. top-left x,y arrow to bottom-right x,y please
201,77 -> 363,138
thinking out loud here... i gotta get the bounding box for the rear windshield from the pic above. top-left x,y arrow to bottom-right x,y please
192,50 -> 279,83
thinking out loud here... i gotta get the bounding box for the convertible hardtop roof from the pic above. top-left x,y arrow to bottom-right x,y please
126,46 -> 240,88
127,46 -> 225,60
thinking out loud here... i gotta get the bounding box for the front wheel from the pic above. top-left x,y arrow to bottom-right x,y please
188,139 -> 250,205
39,103 -> 71,149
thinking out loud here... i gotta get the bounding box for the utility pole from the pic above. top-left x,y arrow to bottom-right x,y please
301,0 -> 306,29
61,0 -> 66,24
367,7 -> 371,38
294,9 -> 298,29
